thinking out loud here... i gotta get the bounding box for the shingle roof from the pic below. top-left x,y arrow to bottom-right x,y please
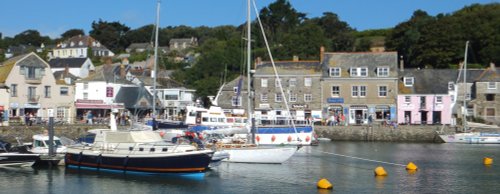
77,64 -> 132,84
114,86 -> 155,109
475,66 -> 500,82
48,58 -> 88,68
255,61 -> 322,75
322,52 -> 398,78
399,69 -> 458,94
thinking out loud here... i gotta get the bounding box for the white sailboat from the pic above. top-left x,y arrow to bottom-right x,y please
439,41 -> 500,144
213,0 -> 297,164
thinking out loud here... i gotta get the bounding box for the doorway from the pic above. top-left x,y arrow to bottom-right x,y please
404,111 -> 411,125
433,111 -> 441,124
420,111 -> 428,124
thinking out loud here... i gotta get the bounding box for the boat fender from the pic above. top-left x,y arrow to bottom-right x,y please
317,178 -> 333,189
256,136 -> 260,142
484,157 -> 493,165
406,162 -> 418,171
271,135 -> 276,142
287,136 -> 292,142
374,166 -> 387,176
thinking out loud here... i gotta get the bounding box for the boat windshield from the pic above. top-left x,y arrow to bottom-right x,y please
43,140 -> 63,147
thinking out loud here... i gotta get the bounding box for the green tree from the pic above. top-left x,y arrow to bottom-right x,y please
61,29 -> 85,39
13,29 -> 51,46
89,19 -> 131,52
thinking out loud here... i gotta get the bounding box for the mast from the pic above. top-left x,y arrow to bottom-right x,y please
152,0 -> 160,119
247,0 -> 255,144
462,41 -> 469,131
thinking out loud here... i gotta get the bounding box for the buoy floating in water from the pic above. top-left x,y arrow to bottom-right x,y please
406,162 -> 418,170
374,166 -> 387,176
317,178 -> 333,189
484,157 -> 493,165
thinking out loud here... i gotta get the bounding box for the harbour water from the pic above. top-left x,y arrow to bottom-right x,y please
1,141 -> 499,194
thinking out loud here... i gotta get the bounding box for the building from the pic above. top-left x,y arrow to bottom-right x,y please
126,43 -> 153,53
48,58 -> 95,78
0,83 -> 9,126
213,75 -> 250,117
52,35 -> 114,58
0,52 -> 75,124
470,63 -> 500,124
321,50 -> 399,125
253,57 -> 323,122
397,69 -> 456,125
169,37 -> 198,51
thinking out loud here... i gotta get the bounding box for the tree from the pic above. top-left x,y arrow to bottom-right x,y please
258,0 -> 306,45
61,29 -> 85,39
89,19 -> 131,52
13,29 -> 51,46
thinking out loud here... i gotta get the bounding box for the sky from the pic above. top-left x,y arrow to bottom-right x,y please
0,0 -> 497,38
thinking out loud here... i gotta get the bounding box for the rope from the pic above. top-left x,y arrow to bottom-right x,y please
314,150 -> 406,167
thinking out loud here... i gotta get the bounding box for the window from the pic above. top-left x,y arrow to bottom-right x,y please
60,87 -> 69,96
352,85 -> 366,97
261,79 -> 268,87
486,94 -> 495,101
331,86 -> 340,96
488,82 -> 496,89
350,67 -> 368,77
83,92 -> 88,100
28,87 -> 37,99
377,67 -> 389,77
289,93 -> 297,102
304,94 -> 312,102
84,83 -> 89,90
27,67 -> 36,79
289,78 -> 297,87
44,86 -> 51,98
57,107 -> 67,119
275,94 -> 282,102
275,78 -> 282,87
231,96 -> 242,106
165,95 -> 178,100
448,82 -> 454,91
378,86 -> 387,97
329,67 -> 341,77
405,96 -> 411,103
360,86 -> 366,97
436,96 -> 443,103
261,93 -> 268,102
10,84 -> 17,97
352,86 -> 358,97
304,78 -> 312,87
466,93 -> 471,101
486,108 -> 495,117
233,87 -> 238,93
404,77 -> 414,87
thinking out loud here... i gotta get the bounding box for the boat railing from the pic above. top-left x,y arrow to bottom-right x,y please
258,119 -> 312,127
94,141 -> 192,153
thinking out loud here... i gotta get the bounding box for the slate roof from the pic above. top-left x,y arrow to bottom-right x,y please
48,58 -> 88,68
0,54 -> 26,83
77,64 -> 132,84
456,69 -> 484,83
255,61 -> 322,75
399,69 -> 458,94
53,70 -> 78,85
322,52 -> 398,78
0,53 -> 48,83
127,43 -> 152,51
475,65 -> 500,82
114,86 -> 155,109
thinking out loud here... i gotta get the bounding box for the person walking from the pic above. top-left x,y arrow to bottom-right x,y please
87,111 -> 94,125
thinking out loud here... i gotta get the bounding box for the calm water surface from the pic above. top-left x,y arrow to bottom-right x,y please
1,142 -> 499,194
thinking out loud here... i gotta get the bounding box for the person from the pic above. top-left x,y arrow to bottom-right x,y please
329,115 -> 335,126
341,113 -> 346,126
368,114 -> 373,125
405,115 -> 410,125
28,113 -> 34,126
0,111 -> 3,126
25,112 -> 30,126
87,111 -> 94,125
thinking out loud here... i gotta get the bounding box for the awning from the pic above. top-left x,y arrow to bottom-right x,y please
0,106 -> 4,111
75,103 -> 124,109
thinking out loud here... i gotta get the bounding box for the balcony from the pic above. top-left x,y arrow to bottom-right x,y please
27,95 -> 40,103
25,78 -> 42,84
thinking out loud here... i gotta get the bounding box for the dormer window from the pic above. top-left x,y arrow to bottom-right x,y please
350,67 -> 368,77
233,87 -> 238,93
488,82 -> 496,89
404,77 -> 414,87
377,67 -> 389,77
78,41 -> 83,46
70,42 -> 75,47
329,67 -> 341,77
448,82 -> 454,91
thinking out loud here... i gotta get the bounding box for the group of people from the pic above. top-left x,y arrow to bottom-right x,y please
326,113 -> 346,126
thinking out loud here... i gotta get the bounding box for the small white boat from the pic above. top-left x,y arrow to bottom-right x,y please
439,132 -> 500,144
222,145 -> 297,164
28,133 -> 67,165
0,139 -> 40,167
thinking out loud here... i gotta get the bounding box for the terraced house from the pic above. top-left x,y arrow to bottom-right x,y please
321,50 -> 399,125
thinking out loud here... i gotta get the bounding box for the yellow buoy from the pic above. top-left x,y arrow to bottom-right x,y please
317,178 -> 333,189
374,166 -> 388,176
406,162 -> 418,170
484,157 -> 493,165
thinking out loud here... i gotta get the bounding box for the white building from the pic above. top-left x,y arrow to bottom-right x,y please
52,35 -> 114,59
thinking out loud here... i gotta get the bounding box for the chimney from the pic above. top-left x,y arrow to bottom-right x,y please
254,57 -> 262,69
320,46 -> 325,63
292,55 -> 299,62
122,57 -> 129,65
490,62 -> 496,71
399,55 -> 404,71
458,61 -> 464,70
120,64 -> 126,78
64,65 -> 69,76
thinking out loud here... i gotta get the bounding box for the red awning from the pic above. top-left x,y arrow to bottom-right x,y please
75,103 -> 124,109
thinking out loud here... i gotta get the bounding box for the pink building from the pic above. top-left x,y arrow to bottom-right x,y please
397,69 -> 457,125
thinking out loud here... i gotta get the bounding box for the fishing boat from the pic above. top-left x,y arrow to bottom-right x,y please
0,139 -> 40,167
438,41 -> 500,144
26,132 -> 67,165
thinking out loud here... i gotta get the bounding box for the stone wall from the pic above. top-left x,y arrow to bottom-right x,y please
0,125 -> 102,143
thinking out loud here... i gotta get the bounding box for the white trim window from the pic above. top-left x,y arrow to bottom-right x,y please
331,86 -> 340,96
83,82 -> 89,90
488,82 -> 496,89
231,96 -> 242,106
352,86 -> 359,97
304,78 -> 312,87
289,78 -> 297,87
378,86 -> 387,97
404,77 -> 414,87
289,93 -> 297,102
329,67 -> 341,77
261,78 -> 268,87
360,86 -> 366,97
405,96 -> 411,103
304,94 -> 312,102
448,82 -> 454,91
350,67 -> 368,77
275,93 -> 283,102
436,96 -> 443,103
233,87 -> 238,93
377,67 -> 389,77
260,93 -> 268,102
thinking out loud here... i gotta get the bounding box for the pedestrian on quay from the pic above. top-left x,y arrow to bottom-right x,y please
87,111 -> 94,125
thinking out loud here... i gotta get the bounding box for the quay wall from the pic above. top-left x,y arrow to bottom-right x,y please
0,125 -> 104,143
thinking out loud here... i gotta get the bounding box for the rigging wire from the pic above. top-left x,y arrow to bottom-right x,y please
314,150 -> 406,167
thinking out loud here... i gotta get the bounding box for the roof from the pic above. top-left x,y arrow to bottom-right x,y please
0,54 -> 24,83
475,65 -> 500,82
53,70 -> 78,85
255,61 -> 322,75
114,86 -> 155,109
0,53 -> 46,83
127,43 -> 152,50
322,52 -> 398,78
77,64 -> 132,84
48,58 -> 89,68
399,69 -> 458,94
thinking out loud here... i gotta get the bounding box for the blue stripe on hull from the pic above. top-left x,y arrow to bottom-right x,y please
67,165 -> 205,179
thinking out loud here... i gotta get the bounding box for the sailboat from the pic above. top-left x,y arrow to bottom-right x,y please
205,0 -> 298,164
438,41 -> 500,144
64,1 -> 214,174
